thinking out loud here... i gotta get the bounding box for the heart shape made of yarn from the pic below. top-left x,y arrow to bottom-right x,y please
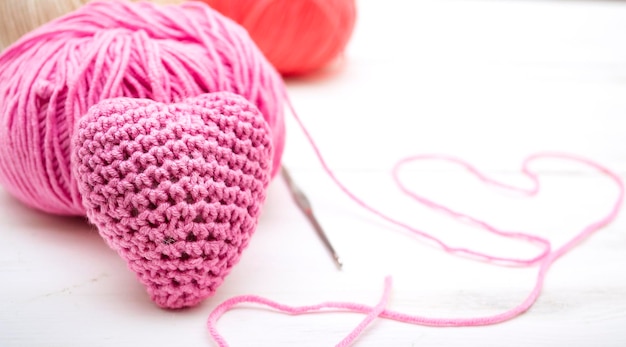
72,92 -> 273,309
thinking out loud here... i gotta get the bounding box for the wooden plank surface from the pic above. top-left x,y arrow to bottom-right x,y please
2,0 -> 626,346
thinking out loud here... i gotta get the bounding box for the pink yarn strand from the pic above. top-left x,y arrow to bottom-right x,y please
206,96 -> 624,345
207,277 -> 393,347
335,276 -> 392,347
285,99 -> 552,266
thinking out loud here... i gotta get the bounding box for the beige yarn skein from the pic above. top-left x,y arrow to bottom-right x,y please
0,0 -> 183,51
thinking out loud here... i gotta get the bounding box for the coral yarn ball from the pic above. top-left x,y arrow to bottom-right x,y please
203,0 -> 357,76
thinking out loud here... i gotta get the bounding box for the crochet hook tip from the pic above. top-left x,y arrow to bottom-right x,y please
334,255 -> 343,270
282,165 -> 343,271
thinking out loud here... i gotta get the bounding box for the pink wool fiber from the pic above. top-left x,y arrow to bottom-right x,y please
74,93 -> 273,308
0,0 -> 285,216
0,0 -> 285,308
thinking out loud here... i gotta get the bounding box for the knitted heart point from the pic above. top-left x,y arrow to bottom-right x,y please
72,92 -> 273,309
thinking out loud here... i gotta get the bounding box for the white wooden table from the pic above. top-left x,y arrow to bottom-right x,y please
2,0 -> 626,346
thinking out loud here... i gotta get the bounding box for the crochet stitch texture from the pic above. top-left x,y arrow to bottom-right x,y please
72,92 -> 273,308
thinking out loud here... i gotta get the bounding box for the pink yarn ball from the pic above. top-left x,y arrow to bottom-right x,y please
0,0 -> 286,216
203,0 -> 357,76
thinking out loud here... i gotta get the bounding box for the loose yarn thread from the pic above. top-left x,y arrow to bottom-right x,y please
205,100 -> 624,345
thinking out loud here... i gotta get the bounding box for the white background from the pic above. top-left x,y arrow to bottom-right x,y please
2,0 -> 626,346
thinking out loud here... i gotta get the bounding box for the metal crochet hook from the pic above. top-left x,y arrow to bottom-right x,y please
281,166 -> 343,270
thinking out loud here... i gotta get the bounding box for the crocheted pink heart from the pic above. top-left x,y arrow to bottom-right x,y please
72,92 -> 273,309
